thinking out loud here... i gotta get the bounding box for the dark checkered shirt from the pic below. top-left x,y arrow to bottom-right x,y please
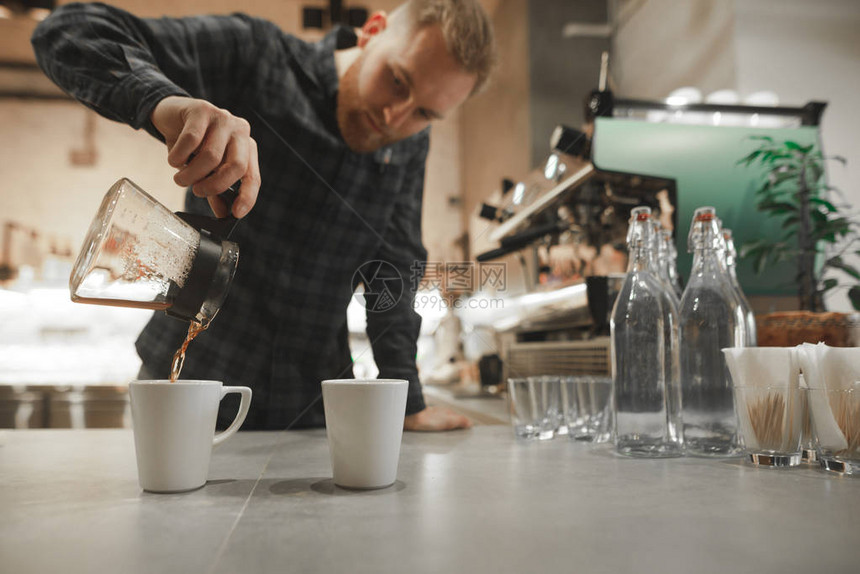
33,2 -> 430,429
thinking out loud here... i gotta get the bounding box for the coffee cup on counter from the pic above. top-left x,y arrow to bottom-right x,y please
321,379 -> 408,489
128,380 -> 252,493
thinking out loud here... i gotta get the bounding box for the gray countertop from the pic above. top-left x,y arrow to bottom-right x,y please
423,384 -> 509,424
1,427 -> 859,574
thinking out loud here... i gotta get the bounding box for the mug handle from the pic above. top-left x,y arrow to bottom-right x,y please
213,386 -> 252,447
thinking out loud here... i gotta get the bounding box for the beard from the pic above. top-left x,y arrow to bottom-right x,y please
336,55 -> 390,153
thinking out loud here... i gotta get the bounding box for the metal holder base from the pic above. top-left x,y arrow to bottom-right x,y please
748,452 -> 803,467
819,457 -> 860,475
802,448 -> 818,463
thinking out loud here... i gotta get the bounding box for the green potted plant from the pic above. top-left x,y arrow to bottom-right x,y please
738,136 -> 859,345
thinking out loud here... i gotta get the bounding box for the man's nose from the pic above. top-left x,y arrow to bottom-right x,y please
383,99 -> 413,130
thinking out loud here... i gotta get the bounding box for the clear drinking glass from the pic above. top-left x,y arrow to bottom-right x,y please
561,376 -> 612,443
508,376 -> 560,440
806,385 -> 860,474
733,385 -> 803,467
799,374 -> 817,463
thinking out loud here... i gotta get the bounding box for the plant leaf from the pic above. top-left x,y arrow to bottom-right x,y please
738,149 -> 761,166
810,217 -> 850,243
827,256 -> 860,280
811,209 -> 829,226
782,215 -> 799,229
760,201 -> 798,214
740,241 -> 782,274
768,152 -> 794,165
739,240 -> 766,258
756,181 -> 772,196
771,171 -> 799,188
780,230 -> 797,242
809,197 -> 838,212
807,162 -> 824,184
776,249 -> 797,264
849,285 -> 860,311
821,278 -> 838,291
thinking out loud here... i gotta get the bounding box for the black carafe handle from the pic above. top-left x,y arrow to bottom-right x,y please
175,181 -> 241,240
166,181 -> 241,321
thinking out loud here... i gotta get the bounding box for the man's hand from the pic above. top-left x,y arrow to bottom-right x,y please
150,96 -> 260,218
404,406 -> 473,432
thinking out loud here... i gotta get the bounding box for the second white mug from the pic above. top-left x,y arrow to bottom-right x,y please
322,379 -> 408,489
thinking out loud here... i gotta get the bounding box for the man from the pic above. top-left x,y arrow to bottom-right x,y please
32,0 -> 496,431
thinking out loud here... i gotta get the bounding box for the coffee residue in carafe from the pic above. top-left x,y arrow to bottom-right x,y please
169,318 -> 211,382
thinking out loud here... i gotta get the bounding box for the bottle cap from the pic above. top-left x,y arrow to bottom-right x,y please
688,206 -> 722,252
627,206 -> 653,248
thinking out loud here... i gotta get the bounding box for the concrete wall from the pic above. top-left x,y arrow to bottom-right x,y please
460,0 -> 531,263
612,0 -> 736,100
528,0 -> 609,166
0,102 -> 181,264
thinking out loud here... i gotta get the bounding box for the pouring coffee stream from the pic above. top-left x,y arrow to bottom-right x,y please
169,317 -> 211,382
69,178 -> 241,381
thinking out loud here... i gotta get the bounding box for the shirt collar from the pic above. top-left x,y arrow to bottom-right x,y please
312,25 -> 358,103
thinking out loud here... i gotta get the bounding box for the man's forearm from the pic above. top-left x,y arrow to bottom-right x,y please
32,2 -> 266,139
367,302 -> 427,415
31,3 -> 189,132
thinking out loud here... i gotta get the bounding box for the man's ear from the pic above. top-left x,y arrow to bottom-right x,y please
357,11 -> 387,47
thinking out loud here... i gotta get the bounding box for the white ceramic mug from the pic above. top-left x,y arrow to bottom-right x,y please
129,380 -> 252,493
321,379 -> 408,489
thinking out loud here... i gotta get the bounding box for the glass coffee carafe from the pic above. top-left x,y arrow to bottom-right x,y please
69,178 -> 239,323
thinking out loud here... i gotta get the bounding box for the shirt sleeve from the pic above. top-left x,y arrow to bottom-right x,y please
31,2 -> 273,140
364,139 -> 431,415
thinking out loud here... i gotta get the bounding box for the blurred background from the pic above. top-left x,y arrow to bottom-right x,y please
1,0 -> 858,427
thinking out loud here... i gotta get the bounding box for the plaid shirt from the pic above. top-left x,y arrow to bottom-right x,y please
33,2 -> 430,429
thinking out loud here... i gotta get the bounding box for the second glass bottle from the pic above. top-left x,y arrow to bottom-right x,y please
611,206 -> 684,457
679,207 -> 745,457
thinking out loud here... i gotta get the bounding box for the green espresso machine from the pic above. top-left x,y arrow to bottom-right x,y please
590,95 -> 826,298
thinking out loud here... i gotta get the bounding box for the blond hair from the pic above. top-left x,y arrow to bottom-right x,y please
389,0 -> 497,95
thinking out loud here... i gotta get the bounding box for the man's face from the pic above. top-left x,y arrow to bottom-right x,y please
337,22 -> 477,153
